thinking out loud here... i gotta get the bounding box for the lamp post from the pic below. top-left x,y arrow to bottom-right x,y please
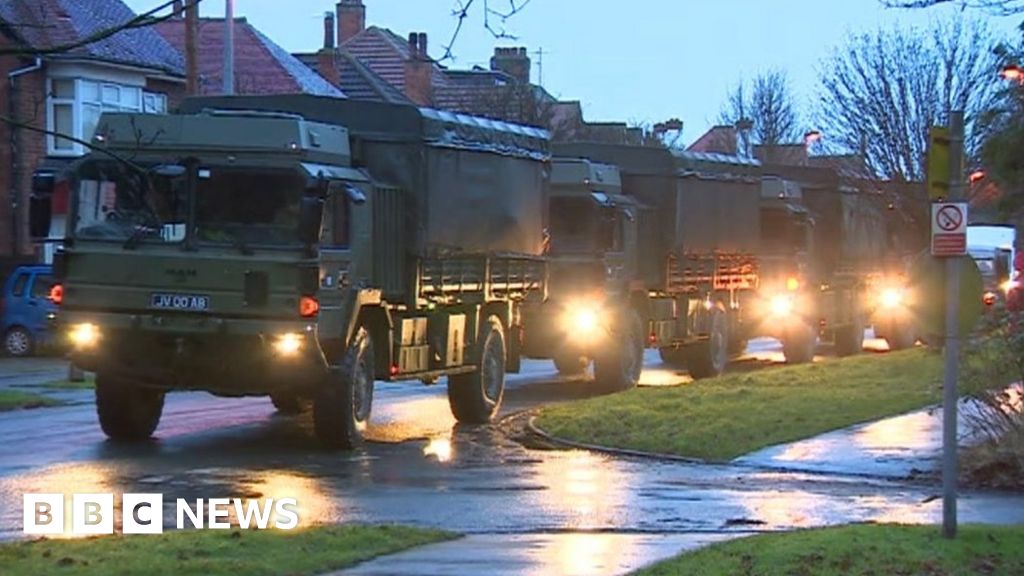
224,0 -> 235,95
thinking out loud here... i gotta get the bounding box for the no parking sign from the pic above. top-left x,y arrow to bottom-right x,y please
931,202 -> 967,257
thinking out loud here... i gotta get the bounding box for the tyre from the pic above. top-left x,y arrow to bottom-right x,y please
593,311 -> 643,392
4,326 -> 34,357
659,346 -> 686,366
885,319 -> 917,351
728,336 -> 749,356
313,327 -> 375,448
834,318 -> 865,357
782,323 -> 817,364
448,316 -> 506,424
687,310 -> 729,379
553,353 -> 588,376
95,373 -> 165,441
270,393 -> 304,415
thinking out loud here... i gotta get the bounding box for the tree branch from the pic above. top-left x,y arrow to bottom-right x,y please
440,0 -> 531,62
881,0 -> 1024,15
0,0 -> 204,57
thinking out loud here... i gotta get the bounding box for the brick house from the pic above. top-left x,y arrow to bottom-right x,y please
153,13 -> 343,98
0,0 -> 185,261
298,1 -> 583,137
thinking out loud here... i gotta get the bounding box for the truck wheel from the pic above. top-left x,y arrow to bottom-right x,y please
553,353 -> 588,376
728,337 -> 749,356
4,326 -> 34,357
782,323 -> 817,364
687,311 -> 728,379
658,346 -> 686,366
448,316 -> 506,424
270,394 -> 304,415
886,319 -> 917,351
314,328 -> 375,449
834,318 -> 865,357
95,373 -> 165,441
593,312 -> 643,392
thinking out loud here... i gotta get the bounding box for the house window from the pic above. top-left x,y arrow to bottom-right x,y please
47,78 -> 168,156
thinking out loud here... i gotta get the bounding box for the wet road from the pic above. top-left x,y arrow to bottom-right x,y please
1,340 -> 1023,572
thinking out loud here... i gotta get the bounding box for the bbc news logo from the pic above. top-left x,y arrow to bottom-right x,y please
24,494 -> 299,535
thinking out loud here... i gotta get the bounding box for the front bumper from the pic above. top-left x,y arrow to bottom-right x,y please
63,311 -> 327,393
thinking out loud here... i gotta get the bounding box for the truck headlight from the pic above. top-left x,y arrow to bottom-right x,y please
880,288 -> 904,309
69,323 -> 100,348
769,295 -> 794,316
273,333 -> 304,356
1001,279 -> 1019,294
561,300 -> 605,339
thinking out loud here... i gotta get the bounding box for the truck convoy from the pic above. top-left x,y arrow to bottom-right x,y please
29,94 -> 927,446
552,143 -> 923,372
34,96 -> 552,448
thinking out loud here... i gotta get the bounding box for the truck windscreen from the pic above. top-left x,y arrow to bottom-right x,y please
72,160 -> 187,243
195,167 -> 304,246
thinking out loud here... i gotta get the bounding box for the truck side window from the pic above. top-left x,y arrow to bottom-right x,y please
327,185 -> 350,248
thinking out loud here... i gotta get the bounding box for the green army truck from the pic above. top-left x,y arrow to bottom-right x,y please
554,143 -> 763,379
755,164 -> 919,358
519,158 -> 645,390
32,96 -> 550,448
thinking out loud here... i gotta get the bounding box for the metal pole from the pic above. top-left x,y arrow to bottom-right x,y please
223,0 -> 235,95
943,110 -> 965,539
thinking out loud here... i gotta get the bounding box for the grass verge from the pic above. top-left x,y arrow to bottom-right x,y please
40,376 -> 95,390
0,390 -> 63,412
633,524 -> 1024,576
535,349 -> 943,461
0,525 -> 455,576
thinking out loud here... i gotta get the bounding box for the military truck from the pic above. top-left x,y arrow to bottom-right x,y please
32,96 -> 549,448
753,163 -> 918,357
554,143 -> 763,378
518,158 -> 645,389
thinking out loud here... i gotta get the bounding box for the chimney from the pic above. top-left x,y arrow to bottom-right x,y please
490,46 -> 531,85
323,11 -> 336,49
404,32 -> 433,106
337,0 -> 365,45
318,49 -> 340,88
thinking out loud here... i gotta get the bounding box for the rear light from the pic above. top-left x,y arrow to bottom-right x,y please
49,284 -> 64,305
299,296 -> 319,317
389,364 -> 400,377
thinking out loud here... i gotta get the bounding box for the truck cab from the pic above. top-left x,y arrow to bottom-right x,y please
521,158 -> 644,389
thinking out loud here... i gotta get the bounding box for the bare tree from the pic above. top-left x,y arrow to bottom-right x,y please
816,17 -> 1003,183
719,69 -> 801,147
881,0 -> 1024,14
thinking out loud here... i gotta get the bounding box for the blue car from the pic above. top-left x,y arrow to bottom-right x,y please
1,265 -> 58,357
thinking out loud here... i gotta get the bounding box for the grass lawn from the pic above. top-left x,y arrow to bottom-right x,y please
0,389 -> 63,412
0,525 -> 456,576
40,376 -> 95,390
634,524 -> 1024,575
535,349 -> 944,461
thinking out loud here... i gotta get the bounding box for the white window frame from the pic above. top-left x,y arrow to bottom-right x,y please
46,77 -> 168,156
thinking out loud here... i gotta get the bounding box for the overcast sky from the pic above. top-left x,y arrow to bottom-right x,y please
125,0 -> 1021,144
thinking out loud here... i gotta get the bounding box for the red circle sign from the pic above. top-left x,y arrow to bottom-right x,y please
936,205 -> 963,232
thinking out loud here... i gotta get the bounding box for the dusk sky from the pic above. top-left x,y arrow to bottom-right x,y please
126,0 -> 1022,144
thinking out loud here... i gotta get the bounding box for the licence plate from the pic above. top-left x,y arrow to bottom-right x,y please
150,293 -> 210,311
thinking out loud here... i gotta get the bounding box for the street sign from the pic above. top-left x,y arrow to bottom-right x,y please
931,202 -> 967,256
927,126 -> 951,200
910,253 -> 983,338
